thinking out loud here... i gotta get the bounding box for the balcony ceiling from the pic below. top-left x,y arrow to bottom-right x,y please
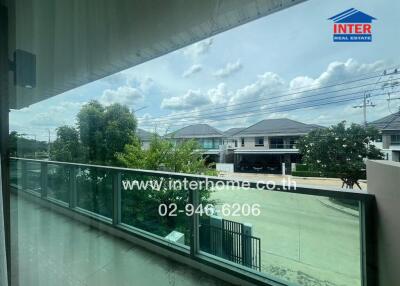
8,0 -> 306,109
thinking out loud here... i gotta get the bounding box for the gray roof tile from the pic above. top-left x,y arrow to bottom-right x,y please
234,118 -> 319,136
136,128 -> 154,141
166,124 -> 223,138
369,112 -> 400,131
223,127 -> 245,137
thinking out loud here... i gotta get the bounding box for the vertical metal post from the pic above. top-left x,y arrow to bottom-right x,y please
242,223 -> 253,268
190,184 -> 200,257
112,171 -> 121,226
359,198 -> 377,286
0,4 -> 10,284
69,166 -> 77,209
40,163 -> 48,199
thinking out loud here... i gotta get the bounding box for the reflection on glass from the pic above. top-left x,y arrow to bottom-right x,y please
121,172 -> 190,246
76,167 -> 113,218
47,164 -> 70,203
200,186 -> 361,286
25,161 -> 41,193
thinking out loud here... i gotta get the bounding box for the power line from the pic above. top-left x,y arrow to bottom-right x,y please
143,78 -> 400,126
140,90 -> 400,130
140,86 -> 398,127
152,76 -> 398,124
148,67 -> 400,123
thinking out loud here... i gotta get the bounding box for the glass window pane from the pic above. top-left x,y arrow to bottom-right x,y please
200,186 -> 361,286
76,167 -> 113,218
120,172 -> 190,246
47,164 -> 70,203
25,161 -> 41,194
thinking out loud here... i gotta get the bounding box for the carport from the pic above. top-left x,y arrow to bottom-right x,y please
234,150 -> 301,174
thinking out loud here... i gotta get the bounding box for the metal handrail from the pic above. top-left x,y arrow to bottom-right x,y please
9,157 -> 375,286
10,157 -> 373,201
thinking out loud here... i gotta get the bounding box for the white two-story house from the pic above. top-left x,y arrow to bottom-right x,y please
231,118 -> 321,173
165,124 -> 224,164
369,110 -> 400,162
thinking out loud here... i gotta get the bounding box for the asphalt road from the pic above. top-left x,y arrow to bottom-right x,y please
211,186 -> 361,286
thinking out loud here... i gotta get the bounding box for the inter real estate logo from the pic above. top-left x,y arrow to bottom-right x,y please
328,8 -> 376,42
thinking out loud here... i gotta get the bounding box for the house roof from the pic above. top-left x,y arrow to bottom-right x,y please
136,128 -> 154,141
224,128 -> 245,137
234,118 -> 319,136
328,8 -> 376,23
369,112 -> 400,131
166,124 -> 223,138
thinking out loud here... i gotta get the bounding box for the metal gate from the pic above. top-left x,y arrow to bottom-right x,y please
199,217 -> 261,271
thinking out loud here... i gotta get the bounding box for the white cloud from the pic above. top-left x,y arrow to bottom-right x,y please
291,59 -> 385,90
100,86 -> 144,106
213,60 -> 242,78
228,72 -> 285,106
206,83 -> 231,105
182,38 -> 213,59
161,89 -> 211,111
156,59 -> 393,131
182,64 -> 202,78
30,112 -> 66,127
289,76 -> 315,91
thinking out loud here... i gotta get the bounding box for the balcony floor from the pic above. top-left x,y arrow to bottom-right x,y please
10,194 -> 230,286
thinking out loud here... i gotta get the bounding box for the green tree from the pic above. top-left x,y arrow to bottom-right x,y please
77,100 -> 137,165
116,136 -> 216,239
9,131 -> 18,156
50,126 -> 84,162
297,121 -> 383,189
117,136 -> 216,175
9,131 -> 48,157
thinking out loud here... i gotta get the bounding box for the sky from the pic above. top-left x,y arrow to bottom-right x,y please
10,0 -> 400,141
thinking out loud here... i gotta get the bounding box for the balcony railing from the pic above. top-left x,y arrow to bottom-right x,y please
9,157 -> 375,286
268,143 -> 297,149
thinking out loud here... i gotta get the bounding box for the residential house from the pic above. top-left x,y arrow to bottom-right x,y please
222,127 -> 245,149
231,118 -> 320,173
369,110 -> 400,162
136,128 -> 154,150
165,124 -> 224,164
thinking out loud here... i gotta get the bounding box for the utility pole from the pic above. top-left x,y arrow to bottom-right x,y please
384,69 -> 400,113
353,91 -> 376,126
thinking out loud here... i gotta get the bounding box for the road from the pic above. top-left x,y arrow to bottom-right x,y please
210,186 -> 361,286
220,172 -> 367,190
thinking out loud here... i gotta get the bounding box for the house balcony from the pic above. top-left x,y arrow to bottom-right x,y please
268,143 -> 297,149
9,157 -> 375,286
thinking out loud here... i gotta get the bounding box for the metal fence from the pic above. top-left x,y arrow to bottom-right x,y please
200,218 -> 261,271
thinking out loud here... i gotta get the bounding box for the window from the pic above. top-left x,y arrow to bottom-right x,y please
255,137 -> 264,146
234,140 -> 238,148
241,138 -> 245,147
391,135 -> 400,145
289,137 -> 299,148
270,137 -> 284,149
203,138 -> 213,149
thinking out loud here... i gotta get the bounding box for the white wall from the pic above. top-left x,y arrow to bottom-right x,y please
234,136 -> 270,150
216,163 -> 234,173
367,160 -> 400,286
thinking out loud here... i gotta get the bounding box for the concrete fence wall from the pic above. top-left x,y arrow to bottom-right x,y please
367,160 -> 400,286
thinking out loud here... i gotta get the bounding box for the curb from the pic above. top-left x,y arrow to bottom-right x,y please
318,198 -> 359,218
